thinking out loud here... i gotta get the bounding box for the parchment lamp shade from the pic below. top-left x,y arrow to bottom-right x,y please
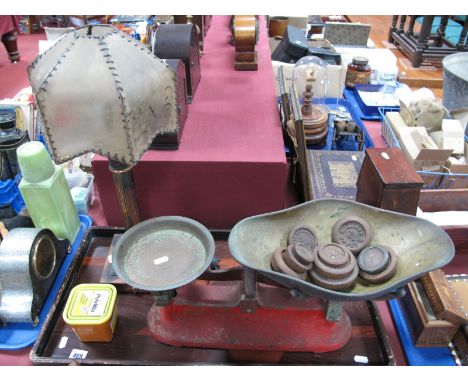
28,24 -> 179,167
27,25 -> 180,227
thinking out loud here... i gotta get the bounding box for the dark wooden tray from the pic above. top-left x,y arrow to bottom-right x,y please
30,227 -> 395,365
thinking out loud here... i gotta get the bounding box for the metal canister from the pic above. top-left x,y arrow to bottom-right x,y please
63,283 -> 118,342
345,56 -> 371,88
442,52 -> 468,111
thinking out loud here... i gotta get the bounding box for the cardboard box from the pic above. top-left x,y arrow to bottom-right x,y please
386,111 -> 409,140
399,98 -> 446,130
440,155 -> 468,189
441,119 -> 465,155
399,127 -> 453,171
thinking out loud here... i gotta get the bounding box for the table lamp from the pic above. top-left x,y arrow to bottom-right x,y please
28,25 -> 179,228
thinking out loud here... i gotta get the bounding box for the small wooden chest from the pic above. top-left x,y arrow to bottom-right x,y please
421,270 -> 468,327
400,281 -> 458,347
153,23 -> 201,103
356,148 -> 424,216
151,59 -> 188,149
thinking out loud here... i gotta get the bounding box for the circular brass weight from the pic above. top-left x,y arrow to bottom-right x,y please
32,235 -> 56,280
331,215 -> 373,255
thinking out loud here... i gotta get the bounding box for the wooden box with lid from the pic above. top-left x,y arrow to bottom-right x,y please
356,148 -> 424,216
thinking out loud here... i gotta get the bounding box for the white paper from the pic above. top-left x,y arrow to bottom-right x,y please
354,355 -> 369,364
69,349 -> 88,359
357,90 -> 399,107
58,336 -> 68,349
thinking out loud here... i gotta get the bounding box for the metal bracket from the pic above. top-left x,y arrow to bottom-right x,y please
240,267 -> 257,313
325,300 -> 344,322
152,289 -> 177,306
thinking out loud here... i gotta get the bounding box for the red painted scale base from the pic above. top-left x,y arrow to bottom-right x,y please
147,281 -> 352,353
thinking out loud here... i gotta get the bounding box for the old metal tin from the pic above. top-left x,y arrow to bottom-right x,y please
62,283 -> 117,342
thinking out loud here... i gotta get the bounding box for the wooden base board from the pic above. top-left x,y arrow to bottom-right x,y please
235,51 -> 257,62
235,57 -> 258,71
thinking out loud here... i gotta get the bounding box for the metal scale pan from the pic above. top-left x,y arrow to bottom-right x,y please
112,216 -> 215,292
228,199 -> 455,301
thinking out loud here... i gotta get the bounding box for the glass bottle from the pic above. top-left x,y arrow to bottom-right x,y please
17,141 -> 80,243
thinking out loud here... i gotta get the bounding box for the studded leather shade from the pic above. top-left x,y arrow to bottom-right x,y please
28,24 -> 179,167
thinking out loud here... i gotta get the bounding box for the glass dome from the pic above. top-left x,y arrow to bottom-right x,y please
292,56 -> 328,99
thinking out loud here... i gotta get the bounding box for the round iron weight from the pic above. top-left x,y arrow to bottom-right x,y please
309,263 -> 359,291
313,246 -> 356,280
270,247 -> 307,280
283,244 -> 314,273
317,243 -> 350,267
359,246 -> 398,284
331,215 -> 372,255
287,225 -> 318,251
357,245 -> 390,275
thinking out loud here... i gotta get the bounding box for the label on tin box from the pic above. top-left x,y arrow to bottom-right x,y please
71,290 -> 110,317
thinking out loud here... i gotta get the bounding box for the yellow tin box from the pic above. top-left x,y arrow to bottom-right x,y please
63,283 -> 117,342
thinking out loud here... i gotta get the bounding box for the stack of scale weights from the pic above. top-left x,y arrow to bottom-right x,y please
270,216 -> 399,291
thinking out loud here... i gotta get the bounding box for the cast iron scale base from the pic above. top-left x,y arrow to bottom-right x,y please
146,267 -> 351,360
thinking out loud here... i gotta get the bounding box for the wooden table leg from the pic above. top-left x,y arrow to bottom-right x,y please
1,31 -> 20,62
